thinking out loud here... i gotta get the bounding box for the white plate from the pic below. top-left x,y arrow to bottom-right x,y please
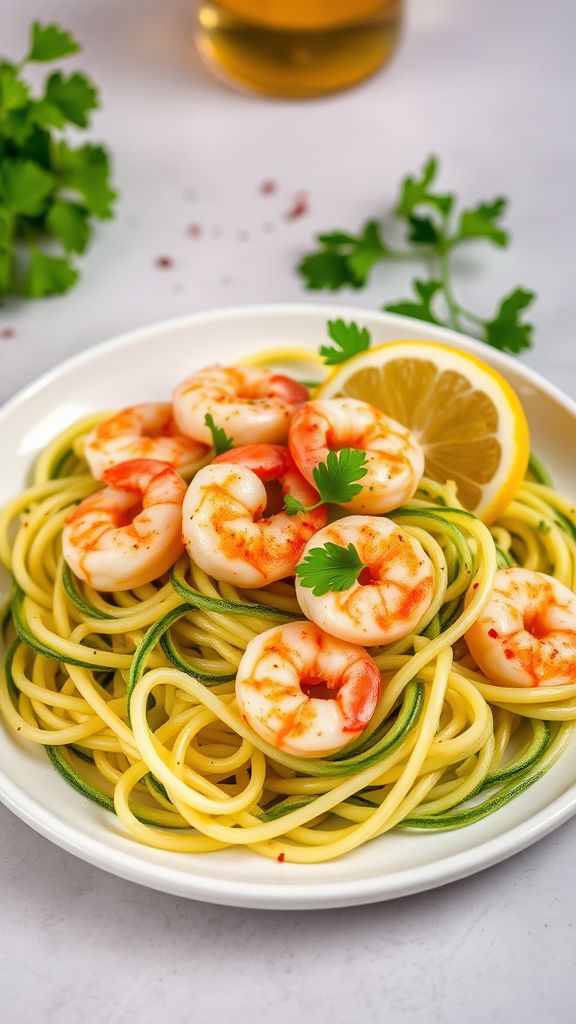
1,304 -> 575,910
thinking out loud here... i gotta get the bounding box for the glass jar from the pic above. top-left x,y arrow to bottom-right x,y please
195,1 -> 404,98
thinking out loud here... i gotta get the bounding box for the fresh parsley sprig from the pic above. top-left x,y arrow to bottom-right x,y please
0,21 -> 117,299
204,413 -> 234,455
296,541 -> 367,596
298,157 -> 536,355
319,319 -> 371,365
284,448 -> 367,515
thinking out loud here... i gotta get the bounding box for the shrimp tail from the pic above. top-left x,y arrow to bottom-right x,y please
341,660 -> 382,731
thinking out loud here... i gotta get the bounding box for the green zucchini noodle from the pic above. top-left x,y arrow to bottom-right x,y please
1,413 -> 576,864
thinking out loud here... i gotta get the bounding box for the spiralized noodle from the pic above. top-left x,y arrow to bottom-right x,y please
1,416 -> 576,863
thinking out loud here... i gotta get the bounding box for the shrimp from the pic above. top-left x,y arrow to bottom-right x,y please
182,444 -> 327,587
172,365 -> 308,447
464,567 -> 576,687
84,403 -> 208,480
62,459 -> 186,592
289,397 -> 424,514
235,621 -> 382,757
296,516 -> 435,645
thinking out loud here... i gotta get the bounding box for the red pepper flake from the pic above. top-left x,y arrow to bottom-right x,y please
237,229 -> 250,242
187,223 -> 202,238
1,327 -> 15,339
260,179 -> 277,195
504,649 -> 515,659
155,255 -> 173,269
358,566 -> 373,586
277,852 -> 285,863
488,628 -> 499,638
285,191 -> 309,221
472,582 -> 479,590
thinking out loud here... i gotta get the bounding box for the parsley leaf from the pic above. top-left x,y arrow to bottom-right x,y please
395,155 -> 454,218
46,201 -> 91,254
385,279 -> 443,325
0,107 -> 35,145
483,288 -> 535,354
312,448 -> 368,504
298,220 -> 387,291
45,71 -> 98,128
296,542 -> 367,597
457,198 -> 509,248
297,249 -> 356,291
316,231 -> 358,246
27,23 -> 80,62
30,99 -> 67,130
58,142 -> 117,218
407,214 -> 440,245
284,494 -> 306,516
319,319 -> 372,365
204,414 -> 234,455
284,448 -> 367,515
0,64 -> 30,111
345,220 -> 388,284
25,251 -> 79,297
1,159 -> 54,215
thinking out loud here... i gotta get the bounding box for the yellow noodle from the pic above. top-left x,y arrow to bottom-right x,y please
1,412 -> 575,864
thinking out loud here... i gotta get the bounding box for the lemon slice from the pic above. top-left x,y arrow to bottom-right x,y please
317,340 -> 530,522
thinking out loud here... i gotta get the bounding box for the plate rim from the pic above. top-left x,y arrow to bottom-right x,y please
2,302 -> 575,427
1,301 -> 576,910
1,761 -> 575,909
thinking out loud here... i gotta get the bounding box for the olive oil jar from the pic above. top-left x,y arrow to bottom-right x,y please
195,1 -> 403,98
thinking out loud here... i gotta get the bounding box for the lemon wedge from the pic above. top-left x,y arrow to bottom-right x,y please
317,340 -> 530,522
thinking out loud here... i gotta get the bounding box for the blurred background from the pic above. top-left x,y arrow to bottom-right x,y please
1,0 -> 574,407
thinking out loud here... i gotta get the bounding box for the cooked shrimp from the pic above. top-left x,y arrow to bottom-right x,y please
235,621 -> 382,757
289,397 -> 424,514
465,567 -> 576,687
182,444 -> 327,587
296,516 -> 435,645
172,365 -> 308,447
63,459 -> 186,591
84,403 -> 208,480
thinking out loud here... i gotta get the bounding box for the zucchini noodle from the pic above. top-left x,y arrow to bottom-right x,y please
1,414 -> 576,864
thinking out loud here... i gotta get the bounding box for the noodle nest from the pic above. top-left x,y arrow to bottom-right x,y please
1,414 -> 576,863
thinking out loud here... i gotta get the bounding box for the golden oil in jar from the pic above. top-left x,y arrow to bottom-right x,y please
195,1 -> 403,98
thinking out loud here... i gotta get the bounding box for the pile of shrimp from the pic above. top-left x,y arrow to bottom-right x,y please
2,357 -> 576,863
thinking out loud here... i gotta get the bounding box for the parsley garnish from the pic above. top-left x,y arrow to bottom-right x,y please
204,413 -> 233,455
386,280 -> 443,326
298,156 -> 535,355
319,319 -> 371,365
483,288 -> 535,354
0,21 -> 116,299
284,448 -> 367,514
27,23 -> 81,62
296,542 -> 366,596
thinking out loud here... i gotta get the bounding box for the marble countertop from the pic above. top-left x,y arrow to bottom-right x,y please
1,1 -> 575,1021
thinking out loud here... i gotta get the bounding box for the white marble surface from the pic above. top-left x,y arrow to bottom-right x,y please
1,0 -> 576,1020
